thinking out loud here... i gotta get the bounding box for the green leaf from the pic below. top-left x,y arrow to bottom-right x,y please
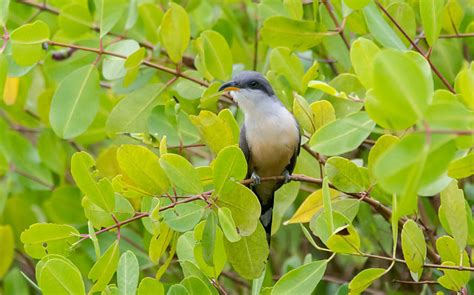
435,237 -> 471,291
20,223 -> 79,259
117,251 -> 139,295
117,144 -> 169,195
272,181 -> 300,234
0,225 -> 14,279
58,4 -> 92,37
437,261 -> 469,291
419,0 -> 445,47
326,225 -> 361,254
348,268 -> 385,295
386,2 -> 416,48
195,30 -> 232,80
367,134 -> 399,182
1,130 -> 53,189
343,0 -> 370,10
37,129 -> 67,176
37,256 -> 85,295
103,40 -> 140,80
149,222 -> 174,264
283,0 -> 303,19
160,3 -> 190,63
160,153 -> 203,194
97,0 -> 127,38
363,2 -> 406,50
441,0 -> 464,34
218,207 -> 241,243
123,47 -> 145,87
436,235 -> 470,265
106,84 -> 165,134
181,276 -> 214,295
213,146 -> 247,196
440,181 -> 468,251
10,20 -> 50,66
190,109 -> 239,155
325,157 -> 370,193
138,3 -> 162,44
448,152 -> 474,179
349,37 -> 380,89
375,134 -> 457,215
309,100 -> 336,131
202,211 -> 217,266
309,111 -> 375,156
216,182 -> 261,236
293,93 -> 315,134
168,284 -> 189,295
138,278 -> 164,295
367,49 -> 433,130
425,90 -> 474,130
71,151 -> 115,212
223,223 -> 269,280
401,220 -> 426,280
88,240 -> 120,293
454,62 -> 474,110
272,260 -> 328,294
0,0 -> 9,26
0,55 -> 7,103
193,221 -> 227,278
260,16 -> 323,51
286,188 -> 340,224
162,203 -> 204,232
50,65 -> 100,139
270,47 -> 305,93
4,267 -> 28,294
82,194 -> 134,229
322,177 -> 334,234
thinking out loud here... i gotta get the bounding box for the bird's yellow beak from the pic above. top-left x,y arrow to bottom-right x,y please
219,81 -> 240,92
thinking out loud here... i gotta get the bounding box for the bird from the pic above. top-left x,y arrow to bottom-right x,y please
219,71 -> 301,240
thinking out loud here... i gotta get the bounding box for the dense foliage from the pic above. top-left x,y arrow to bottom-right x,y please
0,0 -> 473,294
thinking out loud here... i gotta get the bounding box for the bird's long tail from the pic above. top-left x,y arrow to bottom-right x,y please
253,181 -> 278,244
260,197 -> 274,243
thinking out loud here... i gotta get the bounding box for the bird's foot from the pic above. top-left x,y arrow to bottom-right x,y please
251,172 -> 261,187
283,170 -> 292,184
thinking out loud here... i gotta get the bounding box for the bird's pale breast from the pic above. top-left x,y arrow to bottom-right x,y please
245,107 -> 299,177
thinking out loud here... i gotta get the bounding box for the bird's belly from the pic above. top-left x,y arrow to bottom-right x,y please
246,117 -> 298,177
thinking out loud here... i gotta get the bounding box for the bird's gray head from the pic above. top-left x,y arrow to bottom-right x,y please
218,71 -> 277,113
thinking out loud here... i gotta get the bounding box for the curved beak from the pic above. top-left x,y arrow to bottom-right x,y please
218,81 -> 240,92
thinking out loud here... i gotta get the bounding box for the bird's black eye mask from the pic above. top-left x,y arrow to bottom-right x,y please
241,78 -> 274,96
219,71 -> 275,96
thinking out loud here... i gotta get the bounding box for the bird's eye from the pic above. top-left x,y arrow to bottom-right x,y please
249,80 -> 258,88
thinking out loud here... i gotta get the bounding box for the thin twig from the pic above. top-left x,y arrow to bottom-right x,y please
10,165 -> 55,190
321,0 -> 350,49
46,40 -> 234,104
393,279 -> 437,285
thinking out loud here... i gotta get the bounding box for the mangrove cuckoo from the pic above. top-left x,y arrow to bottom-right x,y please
219,71 -> 301,239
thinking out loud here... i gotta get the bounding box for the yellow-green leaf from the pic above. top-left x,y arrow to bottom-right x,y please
401,220 -> 426,280
160,3 -> 190,63
285,188 -> 340,224
20,223 -> 79,259
0,225 -> 14,278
